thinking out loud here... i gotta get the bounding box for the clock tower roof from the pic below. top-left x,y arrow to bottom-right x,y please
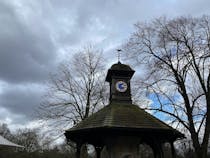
110,61 -> 133,71
105,62 -> 135,82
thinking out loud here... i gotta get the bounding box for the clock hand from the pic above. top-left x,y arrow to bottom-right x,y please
119,83 -> 124,89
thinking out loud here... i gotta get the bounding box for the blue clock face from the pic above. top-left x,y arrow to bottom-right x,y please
115,81 -> 128,92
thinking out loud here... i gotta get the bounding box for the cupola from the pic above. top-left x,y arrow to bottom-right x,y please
105,62 -> 135,103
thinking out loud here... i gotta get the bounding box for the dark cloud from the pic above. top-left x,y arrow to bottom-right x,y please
0,83 -> 45,119
0,1 -> 57,84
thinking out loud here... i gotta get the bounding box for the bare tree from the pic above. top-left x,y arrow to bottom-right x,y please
0,123 -> 12,139
38,46 -> 107,132
125,16 -> 210,158
14,128 -> 40,152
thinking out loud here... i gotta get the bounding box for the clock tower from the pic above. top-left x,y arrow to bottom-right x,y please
105,61 -> 135,103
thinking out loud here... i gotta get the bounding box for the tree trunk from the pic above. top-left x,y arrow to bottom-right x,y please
195,147 -> 207,158
84,91 -> 91,119
195,96 -> 210,158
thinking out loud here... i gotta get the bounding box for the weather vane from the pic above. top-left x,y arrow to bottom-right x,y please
117,49 -> 122,63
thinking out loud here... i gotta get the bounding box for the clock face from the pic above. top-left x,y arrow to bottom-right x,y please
115,81 -> 128,92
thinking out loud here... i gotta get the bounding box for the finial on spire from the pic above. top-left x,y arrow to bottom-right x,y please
117,49 -> 122,63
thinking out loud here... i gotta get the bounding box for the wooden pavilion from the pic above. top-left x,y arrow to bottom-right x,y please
65,62 -> 184,158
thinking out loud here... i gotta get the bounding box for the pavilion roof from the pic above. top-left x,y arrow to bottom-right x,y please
0,135 -> 23,148
66,102 -> 184,139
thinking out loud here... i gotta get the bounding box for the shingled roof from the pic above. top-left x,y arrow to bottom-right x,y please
66,102 -> 183,138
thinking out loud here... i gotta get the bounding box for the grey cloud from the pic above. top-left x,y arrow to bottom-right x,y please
0,106 -> 27,125
175,0 -> 210,16
0,1 -> 57,84
0,83 -> 45,119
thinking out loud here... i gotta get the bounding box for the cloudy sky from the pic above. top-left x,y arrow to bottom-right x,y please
0,0 -> 210,132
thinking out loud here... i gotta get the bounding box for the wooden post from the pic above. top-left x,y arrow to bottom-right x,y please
95,146 -> 102,158
152,141 -> 164,158
76,143 -> 81,158
150,141 -> 160,158
171,142 -> 176,158
160,143 -> 164,158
